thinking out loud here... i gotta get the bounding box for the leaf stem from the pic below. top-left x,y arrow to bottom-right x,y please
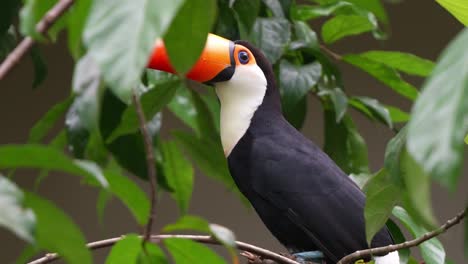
0,0 -> 75,80
132,92 -> 158,244
320,45 -> 342,61
337,207 -> 467,264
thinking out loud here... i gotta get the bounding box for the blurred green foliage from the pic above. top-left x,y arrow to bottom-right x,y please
0,0 -> 467,263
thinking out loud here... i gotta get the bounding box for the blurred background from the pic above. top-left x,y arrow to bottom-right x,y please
1,0 -> 467,263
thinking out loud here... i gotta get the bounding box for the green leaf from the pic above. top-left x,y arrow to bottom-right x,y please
160,140 -> 194,214
66,54 -> 103,158
349,96 -> 392,128
382,128 -> 438,230
19,0 -> 49,37
291,2 -> 353,21
96,189 -> 112,223
348,173 -> 372,190
67,53 -> 102,157
0,175 -> 35,243
24,192 -> 92,264
99,91 -> 148,179
407,28 -> 468,190
19,0 -> 67,40
0,144 -> 108,188
386,219 -> 410,264
84,0 -> 184,102
465,134 -> 468,144
383,127 -> 406,184
33,131 -> 69,188
164,238 -> 226,264
105,234 -> 142,264
30,46 -> 48,89
168,87 -> 199,133
189,86 -> 219,139
168,85 -> 219,136
107,80 -> 179,142
163,215 -> 210,233
400,151 -> 437,229
262,0 -> 285,17
100,90 -> 164,182
318,88 -> 348,122
163,0 -> 217,74
321,15 -> 375,44
359,51 -> 435,77
345,0 -> 388,24
250,17 -> 291,63
201,91 -> 221,132
232,0 -> 260,35
174,131 -> 235,189
138,242 -> 168,264
84,132 -> 108,165
386,105 -> 409,123
106,234 -> 167,264
209,224 -> 237,248
363,169 -> 401,244
279,60 -> 322,112
289,21 -> 318,50
213,0 -> 238,39
393,206 -> 446,264
67,0 -> 92,59
28,97 -> 73,143
382,129 -> 436,228
343,54 -> 419,100
104,170 -> 150,225
436,0 -> 468,26
407,257 -> 419,264
324,112 -> 369,174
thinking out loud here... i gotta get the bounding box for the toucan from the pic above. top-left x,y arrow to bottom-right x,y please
147,34 -> 399,264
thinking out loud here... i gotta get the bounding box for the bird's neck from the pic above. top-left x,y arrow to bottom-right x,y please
214,65 -> 268,156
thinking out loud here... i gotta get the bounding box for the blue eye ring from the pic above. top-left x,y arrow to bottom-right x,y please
238,50 -> 249,64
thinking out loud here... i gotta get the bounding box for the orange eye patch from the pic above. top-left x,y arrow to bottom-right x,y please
233,45 -> 256,66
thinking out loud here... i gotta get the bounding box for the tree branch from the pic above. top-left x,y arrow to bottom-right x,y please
0,0 -> 74,80
132,92 -> 158,244
27,234 -> 300,264
337,207 -> 467,264
26,204 -> 465,264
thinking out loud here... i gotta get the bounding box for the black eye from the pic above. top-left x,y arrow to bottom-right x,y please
238,51 -> 249,64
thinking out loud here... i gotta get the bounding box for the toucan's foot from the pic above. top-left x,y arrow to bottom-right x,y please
292,251 -> 324,264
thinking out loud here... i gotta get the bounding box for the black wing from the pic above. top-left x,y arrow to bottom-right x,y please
231,121 -> 394,262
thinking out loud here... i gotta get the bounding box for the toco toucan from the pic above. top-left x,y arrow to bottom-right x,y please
148,34 -> 399,264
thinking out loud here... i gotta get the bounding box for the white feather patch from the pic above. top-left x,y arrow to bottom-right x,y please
374,251 -> 400,264
215,64 -> 267,156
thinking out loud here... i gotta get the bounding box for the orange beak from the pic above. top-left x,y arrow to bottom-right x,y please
147,33 -> 235,83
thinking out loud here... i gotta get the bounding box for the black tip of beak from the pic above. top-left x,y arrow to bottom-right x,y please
204,65 -> 235,86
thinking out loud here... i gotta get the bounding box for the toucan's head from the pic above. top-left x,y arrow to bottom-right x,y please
148,33 -> 280,156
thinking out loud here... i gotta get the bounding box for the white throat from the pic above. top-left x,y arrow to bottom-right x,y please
215,64 -> 267,156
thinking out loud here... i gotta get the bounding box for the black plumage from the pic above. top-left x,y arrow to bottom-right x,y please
227,41 -> 394,263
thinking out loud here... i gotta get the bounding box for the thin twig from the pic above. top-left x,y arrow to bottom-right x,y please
319,45 -> 342,61
27,234 -> 300,264
0,0 -> 74,80
338,207 -> 467,264
132,92 -> 158,244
